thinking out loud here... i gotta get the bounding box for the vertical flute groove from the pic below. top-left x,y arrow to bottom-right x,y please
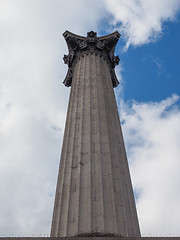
96,54 -> 104,232
103,59 -> 127,235
61,58 -> 80,236
100,58 -> 116,233
66,57 -> 83,236
51,60 -> 80,236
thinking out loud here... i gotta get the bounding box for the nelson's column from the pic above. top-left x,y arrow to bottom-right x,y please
50,30 -> 141,238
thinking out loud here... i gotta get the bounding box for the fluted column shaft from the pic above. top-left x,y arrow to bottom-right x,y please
51,51 -> 140,237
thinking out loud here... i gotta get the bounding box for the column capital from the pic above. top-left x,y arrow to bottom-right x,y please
62,30 -> 121,87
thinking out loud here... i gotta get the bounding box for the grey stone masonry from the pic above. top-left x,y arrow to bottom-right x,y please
1,238 -> 180,240
50,31 -> 141,237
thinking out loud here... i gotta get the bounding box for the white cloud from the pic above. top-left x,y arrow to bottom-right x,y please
0,0 -> 106,236
119,94 -> 180,236
104,0 -> 180,48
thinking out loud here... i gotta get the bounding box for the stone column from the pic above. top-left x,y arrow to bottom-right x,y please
50,31 -> 141,237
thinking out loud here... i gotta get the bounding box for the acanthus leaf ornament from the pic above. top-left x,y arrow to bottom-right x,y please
62,30 -> 121,87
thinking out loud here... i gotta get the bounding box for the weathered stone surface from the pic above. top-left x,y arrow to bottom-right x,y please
1,238 -> 180,240
51,31 -> 140,237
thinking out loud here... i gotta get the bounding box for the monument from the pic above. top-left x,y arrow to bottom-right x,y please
50,30 -> 141,237
2,31 -> 179,240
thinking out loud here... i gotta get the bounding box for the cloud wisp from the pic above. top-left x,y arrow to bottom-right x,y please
119,95 -> 180,236
104,0 -> 180,49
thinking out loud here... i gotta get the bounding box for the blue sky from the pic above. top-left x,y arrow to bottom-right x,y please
118,19 -> 180,103
0,0 -> 180,237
